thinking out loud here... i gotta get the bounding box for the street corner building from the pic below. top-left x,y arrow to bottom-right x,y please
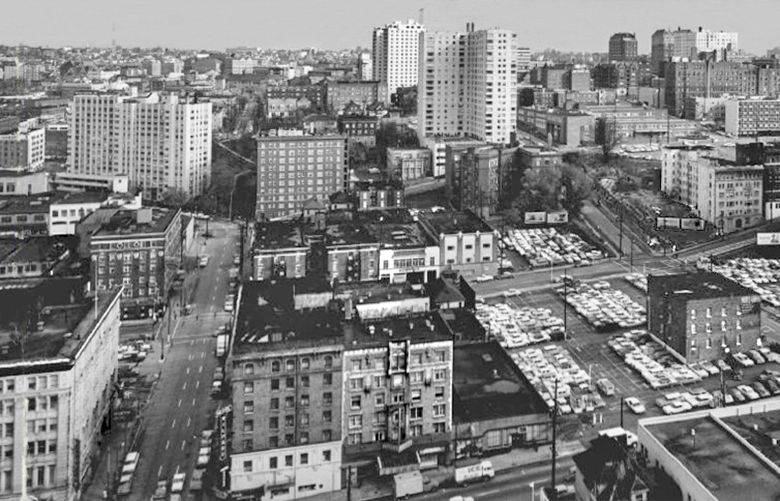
0,281 -> 122,499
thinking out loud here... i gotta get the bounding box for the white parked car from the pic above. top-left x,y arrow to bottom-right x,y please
171,472 -> 186,493
624,397 -> 646,414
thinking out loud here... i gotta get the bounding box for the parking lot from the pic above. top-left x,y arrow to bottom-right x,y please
482,273 -> 780,434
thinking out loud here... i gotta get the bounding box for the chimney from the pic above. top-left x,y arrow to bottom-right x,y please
344,296 -> 353,320
136,207 -> 153,224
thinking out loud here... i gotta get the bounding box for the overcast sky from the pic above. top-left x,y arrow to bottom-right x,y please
2,0 -> 777,54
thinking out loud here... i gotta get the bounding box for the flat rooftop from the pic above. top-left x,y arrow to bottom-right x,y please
648,271 -> 756,299
722,410 -> 780,469
364,221 -> 436,248
255,221 -> 307,250
232,281 -> 342,355
0,237 -> 67,264
323,221 -> 376,247
343,311 -> 453,347
93,207 -> 177,237
337,280 -> 428,306
0,286 -> 120,374
421,210 -> 493,235
452,341 -> 549,423
0,197 -> 50,215
53,191 -> 108,205
647,416 -> 780,501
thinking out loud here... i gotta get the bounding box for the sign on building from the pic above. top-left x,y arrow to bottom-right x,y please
524,211 -> 547,225
757,233 -> 780,246
546,210 -> 569,224
679,218 -> 705,231
655,217 -> 680,229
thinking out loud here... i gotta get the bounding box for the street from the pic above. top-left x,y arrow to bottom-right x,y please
129,219 -> 239,500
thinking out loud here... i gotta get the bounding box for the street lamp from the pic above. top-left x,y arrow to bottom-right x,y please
529,481 -> 535,501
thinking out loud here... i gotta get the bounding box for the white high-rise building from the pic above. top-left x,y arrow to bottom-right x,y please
418,24 -> 517,145
695,29 -> 738,53
357,52 -> 373,81
372,19 -> 425,102
68,92 -> 212,200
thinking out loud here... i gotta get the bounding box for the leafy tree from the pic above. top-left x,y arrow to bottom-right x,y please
375,122 -> 419,168
159,188 -> 189,208
509,163 -> 592,218
560,164 -> 592,216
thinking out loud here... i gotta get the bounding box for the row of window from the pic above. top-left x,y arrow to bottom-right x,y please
0,376 -> 58,394
243,449 -> 333,473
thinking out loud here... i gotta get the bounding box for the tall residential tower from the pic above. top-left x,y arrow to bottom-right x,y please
372,19 -> 426,103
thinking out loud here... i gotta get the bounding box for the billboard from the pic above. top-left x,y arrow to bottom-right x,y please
656,217 -> 680,229
757,233 -> 780,246
524,211 -> 547,225
656,217 -> 704,231
547,210 -> 569,224
680,218 -> 705,231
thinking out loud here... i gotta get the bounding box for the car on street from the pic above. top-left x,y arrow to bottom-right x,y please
596,378 -> 615,396
190,470 -> 204,491
211,380 -> 222,394
171,472 -> 186,493
224,301 -> 234,312
624,397 -> 646,414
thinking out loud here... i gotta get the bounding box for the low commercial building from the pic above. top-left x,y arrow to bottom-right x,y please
452,342 -> 552,457
386,148 -> 432,182
584,104 -> 699,140
0,170 -> 49,196
0,196 -> 49,236
637,401 -> 780,501
517,107 -> 595,147
51,172 -> 129,194
47,192 -> 108,236
86,207 -> 182,318
253,221 -> 309,281
647,272 -> 761,363
422,137 -> 483,178
517,145 -> 563,169
0,237 -> 70,279
0,284 -> 121,499
228,281 -> 344,500
725,98 -> 780,137
572,436 -> 656,501
419,210 -> 499,277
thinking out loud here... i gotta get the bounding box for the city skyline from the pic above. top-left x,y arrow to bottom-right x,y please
0,0 -> 777,54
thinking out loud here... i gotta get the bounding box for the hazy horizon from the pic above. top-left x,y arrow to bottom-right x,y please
1,0 -> 778,54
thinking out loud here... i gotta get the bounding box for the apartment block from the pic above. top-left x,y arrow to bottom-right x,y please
386,148 -> 432,181
325,81 -> 386,113
372,20 -> 426,102
418,24 -> 517,145
647,272 -> 761,363
608,33 -> 638,61
255,131 -> 348,220
419,210 -> 498,277
661,144 -> 715,209
697,160 -> 763,233
83,207 -> 182,318
228,281 -> 344,500
0,126 -> 45,170
724,98 -> 780,136
735,141 -> 780,218
664,61 -> 759,117
0,284 -> 121,499
68,92 -> 212,200
253,221 -> 309,281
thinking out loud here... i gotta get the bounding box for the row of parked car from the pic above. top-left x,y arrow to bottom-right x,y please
475,303 -> 563,348
702,257 -> 780,308
151,429 -> 214,500
561,281 -> 646,330
118,341 -> 153,363
503,227 -> 604,268
510,344 -> 605,415
624,272 -> 648,292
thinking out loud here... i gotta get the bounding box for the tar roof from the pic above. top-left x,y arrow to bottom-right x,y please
255,221 -> 307,250
343,311 -> 453,347
0,238 -> 67,264
452,341 -> 549,423
52,191 -> 107,205
337,280 -> 427,306
93,207 -> 177,237
648,271 -> 755,299
722,410 -> 780,470
647,416 -> 780,501
421,210 -> 493,235
0,197 -> 50,214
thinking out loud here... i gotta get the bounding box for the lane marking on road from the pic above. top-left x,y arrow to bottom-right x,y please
190,340 -> 194,346
199,365 -> 203,373
165,440 -> 170,450
182,381 -> 187,390
187,417 -> 191,427
188,354 -> 193,361
158,465 -> 163,477
196,380 -> 200,389
171,419 -> 176,428
193,398 -> 196,406
186,367 -> 190,375
178,399 -> 182,408
181,440 -> 186,451
478,489 -> 501,497
201,352 -> 205,358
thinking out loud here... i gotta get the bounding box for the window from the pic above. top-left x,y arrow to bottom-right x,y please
271,360 -> 281,372
434,369 -> 446,381
27,398 -> 35,411
435,386 -> 445,399
244,363 -> 254,375
690,324 -> 697,335
706,307 -> 712,318
323,429 -> 333,441
299,432 -> 309,444
285,396 -> 294,408
410,371 -> 424,384
244,382 -> 254,394
243,420 -> 254,432
27,377 -> 36,391
349,415 -> 362,428
375,393 -> 386,406
350,377 -> 363,391
324,355 -> 333,369
300,453 -> 309,465
350,395 -> 361,410
323,450 -> 332,462
301,358 -> 310,370
270,398 -> 279,410
285,455 -> 293,467
271,379 -> 279,391
285,415 -> 295,428
270,417 -> 279,429
411,389 -> 422,402
300,395 -> 310,407
434,422 -> 446,434
436,351 -> 446,362
269,436 -> 278,448
410,407 -> 423,420
323,392 -> 333,405
323,373 -> 332,386
286,377 -> 294,389
286,359 -> 295,372
301,376 -> 310,387
433,404 -> 446,417
351,359 -> 362,371
269,457 -> 277,469
323,410 -> 332,423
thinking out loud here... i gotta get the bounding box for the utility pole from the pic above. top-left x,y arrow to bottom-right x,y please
620,397 -> 624,428
551,378 -> 558,489
618,210 -> 624,258
563,274 -> 568,339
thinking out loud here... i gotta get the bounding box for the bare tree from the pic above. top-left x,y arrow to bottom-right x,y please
595,118 -> 619,163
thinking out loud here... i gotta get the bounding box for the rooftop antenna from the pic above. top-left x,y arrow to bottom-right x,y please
418,8 -> 424,25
